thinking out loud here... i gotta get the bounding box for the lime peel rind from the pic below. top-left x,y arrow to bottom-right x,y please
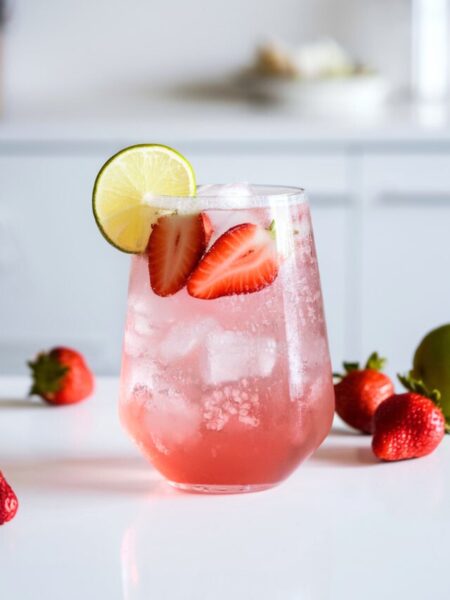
92,144 -> 196,254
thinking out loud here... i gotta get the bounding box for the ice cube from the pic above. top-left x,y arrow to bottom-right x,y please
128,293 -> 153,319
199,183 -> 272,244
159,317 -> 219,363
197,182 -> 256,198
144,388 -> 201,447
201,330 -> 277,385
123,312 -> 159,358
125,356 -> 160,395
124,327 -> 149,358
254,336 -> 278,376
133,313 -> 156,336
197,182 -> 260,211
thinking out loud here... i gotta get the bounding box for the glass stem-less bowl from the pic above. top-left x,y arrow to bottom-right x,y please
119,186 -> 335,493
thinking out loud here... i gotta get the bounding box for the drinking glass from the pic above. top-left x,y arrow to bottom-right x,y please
119,185 -> 334,493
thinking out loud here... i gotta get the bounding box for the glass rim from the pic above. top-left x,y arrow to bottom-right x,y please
145,184 -> 306,211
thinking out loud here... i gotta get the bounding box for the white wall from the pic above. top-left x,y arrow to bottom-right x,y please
3,0 -> 414,112
2,0 -> 327,108
330,0 -> 412,90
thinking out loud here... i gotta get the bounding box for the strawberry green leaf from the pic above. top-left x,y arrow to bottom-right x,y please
334,352 -> 387,380
397,372 -> 450,432
333,361 -> 360,380
343,361 -> 360,374
365,352 -> 386,371
267,220 -> 276,240
28,352 -> 68,397
398,371 -> 441,403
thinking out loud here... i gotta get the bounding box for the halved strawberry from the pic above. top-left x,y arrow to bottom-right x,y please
201,213 -> 214,245
187,222 -> 278,300
148,213 -> 211,297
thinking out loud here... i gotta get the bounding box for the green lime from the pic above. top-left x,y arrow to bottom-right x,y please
413,324 -> 450,420
92,144 -> 196,253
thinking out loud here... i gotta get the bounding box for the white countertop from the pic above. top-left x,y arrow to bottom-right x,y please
0,376 -> 448,600
2,98 -> 450,145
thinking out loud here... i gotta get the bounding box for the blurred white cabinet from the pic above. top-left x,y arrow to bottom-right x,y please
361,153 -> 450,376
0,153 -> 130,373
4,143 -> 450,377
312,202 -> 351,370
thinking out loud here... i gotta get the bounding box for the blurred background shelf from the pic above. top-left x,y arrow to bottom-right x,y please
4,101 -> 450,143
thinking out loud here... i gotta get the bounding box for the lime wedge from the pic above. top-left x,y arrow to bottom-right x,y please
93,144 -> 196,253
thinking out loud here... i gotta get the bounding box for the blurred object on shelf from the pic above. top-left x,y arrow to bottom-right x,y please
255,40 -> 298,78
412,0 -> 448,102
238,38 -> 388,116
254,38 -> 362,80
239,74 -> 388,117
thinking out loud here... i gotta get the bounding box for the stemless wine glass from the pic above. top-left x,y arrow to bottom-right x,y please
119,185 -> 334,493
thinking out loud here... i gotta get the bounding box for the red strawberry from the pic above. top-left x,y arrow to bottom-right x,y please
28,347 -> 94,405
0,472 -> 19,525
187,222 -> 278,300
201,213 -> 214,245
148,213 -> 212,297
334,352 -> 394,433
372,374 -> 446,461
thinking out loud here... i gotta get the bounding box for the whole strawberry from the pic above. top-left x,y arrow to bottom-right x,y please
28,347 -> 94,405
334,352 -> 394,433
0,471 -> 19,525
372,374 -> 447,461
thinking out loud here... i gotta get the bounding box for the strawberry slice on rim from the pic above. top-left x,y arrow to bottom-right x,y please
148,213 -> 212,297
187,222 -> 278,300
200,212 -> 214,245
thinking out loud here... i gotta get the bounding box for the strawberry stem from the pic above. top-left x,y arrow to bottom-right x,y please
333,362 -> 359,381
397,372 -> 450,432
343,361 -> 360,373
365,352 -> 386,371
334,351 -> 386,380
28,352 -> 68,397
398,371 -> 441,404
267,220 -> 276,240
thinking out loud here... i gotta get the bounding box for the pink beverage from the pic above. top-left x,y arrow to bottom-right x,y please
119,185 -> 334,493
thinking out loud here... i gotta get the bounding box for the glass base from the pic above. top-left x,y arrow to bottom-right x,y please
169,481 -> 278,495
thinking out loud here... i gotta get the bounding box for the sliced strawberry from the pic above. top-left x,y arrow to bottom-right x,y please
0,471 -> 18,525
148,213 -> 210,297
201,213 -> 214,245
187,222 -> 278,300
